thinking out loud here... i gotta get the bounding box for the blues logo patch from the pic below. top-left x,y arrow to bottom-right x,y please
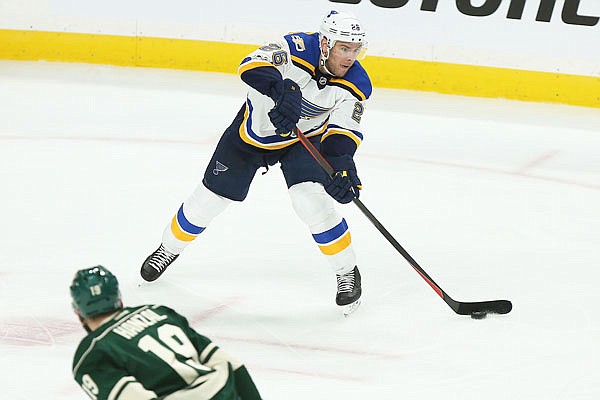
213,161 -> 229,176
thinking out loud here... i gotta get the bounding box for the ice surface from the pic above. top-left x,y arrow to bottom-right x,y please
1,61 -> 599,399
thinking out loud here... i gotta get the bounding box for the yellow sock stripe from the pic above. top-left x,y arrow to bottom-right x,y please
318,232 -> 352,256
170,216 -> 197,242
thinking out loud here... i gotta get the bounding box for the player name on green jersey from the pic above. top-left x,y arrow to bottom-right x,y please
112,308 -> 168,340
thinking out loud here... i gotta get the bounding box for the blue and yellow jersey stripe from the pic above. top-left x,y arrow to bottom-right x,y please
238,56 -> 275,75
238,99 -> 327,150
334,60 -> 372,101
321,124 -> 363,148
300,98 -> 330,119
291,55 -> 316,76
329,77 -> 369,101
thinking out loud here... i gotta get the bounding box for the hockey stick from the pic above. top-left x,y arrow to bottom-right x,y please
295,129 -> 512,316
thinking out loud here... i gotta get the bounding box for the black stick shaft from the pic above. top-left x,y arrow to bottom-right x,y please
295,128 -> 512,315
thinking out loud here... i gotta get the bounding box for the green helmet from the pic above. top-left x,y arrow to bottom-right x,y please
70,265 -> 122,318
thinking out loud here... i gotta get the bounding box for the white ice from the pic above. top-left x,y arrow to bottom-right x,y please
1,61 -> 599,399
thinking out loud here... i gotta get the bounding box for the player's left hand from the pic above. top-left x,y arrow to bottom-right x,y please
323,155 -> 362,204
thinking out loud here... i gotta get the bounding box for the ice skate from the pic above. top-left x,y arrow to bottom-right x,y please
140,244 -> 179,282
336,266 -> 362,317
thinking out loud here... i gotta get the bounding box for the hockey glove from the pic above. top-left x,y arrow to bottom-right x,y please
268,78 -> 302,137
324,154 -> 362,204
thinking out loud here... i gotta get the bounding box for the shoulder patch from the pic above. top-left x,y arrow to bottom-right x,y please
284,32 -> 320,76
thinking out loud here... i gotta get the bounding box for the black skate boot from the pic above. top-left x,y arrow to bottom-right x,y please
140,244 -> 179,282
336,266 -> 362,316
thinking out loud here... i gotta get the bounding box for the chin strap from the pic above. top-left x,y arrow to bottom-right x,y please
319,48 -> 337,77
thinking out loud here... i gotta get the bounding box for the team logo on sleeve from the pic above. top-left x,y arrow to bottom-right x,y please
291,35 -> 306,52
213,161 -> 229,175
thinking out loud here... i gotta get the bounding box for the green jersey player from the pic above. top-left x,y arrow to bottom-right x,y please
70,265 -> 262,400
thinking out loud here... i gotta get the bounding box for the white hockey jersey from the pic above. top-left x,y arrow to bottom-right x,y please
237,32 -> 372,151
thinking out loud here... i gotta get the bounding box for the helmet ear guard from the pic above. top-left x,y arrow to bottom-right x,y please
70,265 -> 122,319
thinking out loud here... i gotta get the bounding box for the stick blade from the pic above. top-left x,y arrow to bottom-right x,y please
453,300 -> 512,316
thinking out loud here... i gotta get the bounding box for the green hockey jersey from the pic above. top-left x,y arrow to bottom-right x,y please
72,305 -> 262,400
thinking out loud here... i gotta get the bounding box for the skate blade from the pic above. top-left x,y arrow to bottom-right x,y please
342,299 -> 361,317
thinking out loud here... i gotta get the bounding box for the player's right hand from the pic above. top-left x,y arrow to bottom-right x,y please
268,78 -> 302,136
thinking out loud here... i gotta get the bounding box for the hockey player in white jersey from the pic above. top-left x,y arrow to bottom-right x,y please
141,10 -> 371,316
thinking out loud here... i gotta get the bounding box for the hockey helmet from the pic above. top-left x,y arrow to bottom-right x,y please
70,265 -> 122,319
319,10 -> 367,59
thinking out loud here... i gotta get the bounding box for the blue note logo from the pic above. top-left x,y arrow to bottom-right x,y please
213,161 -> 229,175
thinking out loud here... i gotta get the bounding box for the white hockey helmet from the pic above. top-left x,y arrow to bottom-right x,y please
319,10 -> 367,59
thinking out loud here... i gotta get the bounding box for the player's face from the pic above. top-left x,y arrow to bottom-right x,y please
324,41 -> 363,77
